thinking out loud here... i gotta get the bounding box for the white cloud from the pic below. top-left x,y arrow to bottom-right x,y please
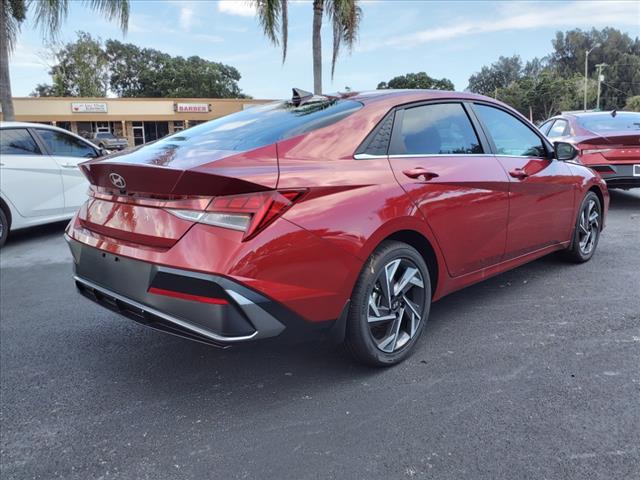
359,1 -> 640,52
9,43 -> 45,69
194,33 -> 225,43
180,7 -> 196,30
217,0 -> 256,17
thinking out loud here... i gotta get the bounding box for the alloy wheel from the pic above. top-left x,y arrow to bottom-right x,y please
367,258 -> 426,353
578,198 -> 599,255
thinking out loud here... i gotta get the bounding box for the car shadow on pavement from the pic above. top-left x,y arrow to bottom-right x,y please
607,188 -> 640,211
3,220 -> 69,247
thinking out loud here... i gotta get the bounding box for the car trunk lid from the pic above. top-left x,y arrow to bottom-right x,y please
578,131 -> 640,163
78,143 -> 279,248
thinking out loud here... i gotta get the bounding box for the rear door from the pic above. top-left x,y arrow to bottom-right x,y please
33,128 -> 97,213
387,102 -> 510,277
471,103 -> 576,259
0,127 -> 65,217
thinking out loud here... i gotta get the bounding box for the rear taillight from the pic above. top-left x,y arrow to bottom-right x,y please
582,148 -> 612,155
167,190 -> 305,240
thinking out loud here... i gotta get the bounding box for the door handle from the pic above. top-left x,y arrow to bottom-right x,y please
60,163 -> 77,169
509,168 -> 528,179
402,167 -> 439,181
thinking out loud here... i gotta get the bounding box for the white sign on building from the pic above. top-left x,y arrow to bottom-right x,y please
175,103 -> 211,113
71,102 -> 108,113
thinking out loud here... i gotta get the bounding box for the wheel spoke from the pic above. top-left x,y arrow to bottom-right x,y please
390,307 -> 404,351
394,267 -> 422,296
368,295 -> 380,317
367,313 -> 396,324
367,256 -> 427,354
403,295 -> 421,318
381,259 -> 400,306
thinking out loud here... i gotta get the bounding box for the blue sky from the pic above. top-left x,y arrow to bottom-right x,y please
9,0 -> 640,99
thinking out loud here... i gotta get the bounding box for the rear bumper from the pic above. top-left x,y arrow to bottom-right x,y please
591,164 -> 640,189
67,237 -> 333,347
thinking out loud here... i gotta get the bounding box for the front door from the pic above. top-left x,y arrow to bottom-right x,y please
0,128 -> 65,217
472,104 -> 576,259
132,123 -> 145,146
387,102 -> 510,277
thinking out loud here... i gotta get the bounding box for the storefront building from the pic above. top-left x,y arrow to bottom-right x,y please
1,97 -> 271,146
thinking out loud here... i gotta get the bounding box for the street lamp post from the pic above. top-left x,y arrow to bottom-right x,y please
583,43 -> 601,111
596,63 -> 607,111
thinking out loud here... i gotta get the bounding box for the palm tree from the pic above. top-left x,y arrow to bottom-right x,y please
0,0 -> 129,121
253,0 -> 362,95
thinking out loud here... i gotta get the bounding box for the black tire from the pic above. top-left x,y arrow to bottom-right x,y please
0,207 -> 8,248
345,240 -> 431,367
564,191 -> 602,263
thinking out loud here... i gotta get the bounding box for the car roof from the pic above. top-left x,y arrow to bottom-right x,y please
0,121 -> 96,145
1,121 -> 71,133
347,89 -> 499,106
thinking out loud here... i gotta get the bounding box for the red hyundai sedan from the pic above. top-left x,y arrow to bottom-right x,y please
539,111 -> 640,189
66,90 -> 608,366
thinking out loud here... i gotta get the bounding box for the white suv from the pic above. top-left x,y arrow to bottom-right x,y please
0,122 -> 104,247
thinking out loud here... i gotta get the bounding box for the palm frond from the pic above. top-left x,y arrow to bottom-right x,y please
326,0 -> 362,78
2,0 -> 28,52
84,0 -> 129,33
253,0 -> 288,63
29,0 -> 68,42
29,0 -> 128,42
280,0 -> 287,63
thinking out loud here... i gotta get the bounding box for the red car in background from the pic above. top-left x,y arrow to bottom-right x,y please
540,111 -> 640,189
66,89 -> 608,366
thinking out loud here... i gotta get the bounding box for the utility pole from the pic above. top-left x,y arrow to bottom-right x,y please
583,43 -> 601,111
596,63 -> 607,111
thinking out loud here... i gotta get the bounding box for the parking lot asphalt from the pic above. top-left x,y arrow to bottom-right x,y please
1,189 -> 639,480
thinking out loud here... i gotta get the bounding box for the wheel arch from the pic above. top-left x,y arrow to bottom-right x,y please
356,214 -> 450,300
587,185 -> 605,230
0,196 -> 12,230
383,230 -> 439,297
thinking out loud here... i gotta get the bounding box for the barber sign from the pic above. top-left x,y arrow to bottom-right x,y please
71,102 -> 108,113
175,103 -> 210,113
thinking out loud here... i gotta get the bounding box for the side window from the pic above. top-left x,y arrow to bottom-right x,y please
474,104 -> 545,157
35,129 -> 97,158
0,129 -> 41,155
538,120 -> 554,135
548,119 -> 569,139
391,103 -> 483,155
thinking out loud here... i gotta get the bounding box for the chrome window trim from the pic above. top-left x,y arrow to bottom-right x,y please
355,153 -> 495,159
354,153 -> 544,160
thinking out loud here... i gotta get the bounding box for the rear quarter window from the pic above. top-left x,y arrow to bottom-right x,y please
0,129 -> 41,155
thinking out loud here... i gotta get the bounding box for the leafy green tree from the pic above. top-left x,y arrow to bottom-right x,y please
40,32 -> 110,97
105,39 -> 247,98
625,95 -> 640,111
252,0 -> 362,94
467,55 -> 523,96
0,0 -> 128,120
34,34 -> 248,98
497,72 -> 583,122
550,28 -> 640,109
30,83 -> 55,97
377,72 -> 454,90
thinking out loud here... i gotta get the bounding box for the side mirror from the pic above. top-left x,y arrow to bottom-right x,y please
554,141 -> 578,161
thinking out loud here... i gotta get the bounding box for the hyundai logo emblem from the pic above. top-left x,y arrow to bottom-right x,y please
109,172 -> 126,189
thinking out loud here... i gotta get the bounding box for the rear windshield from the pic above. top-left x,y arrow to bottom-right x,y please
577,112 -> 640,132
96,132 -> 115,138
150,99 -> 362,152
